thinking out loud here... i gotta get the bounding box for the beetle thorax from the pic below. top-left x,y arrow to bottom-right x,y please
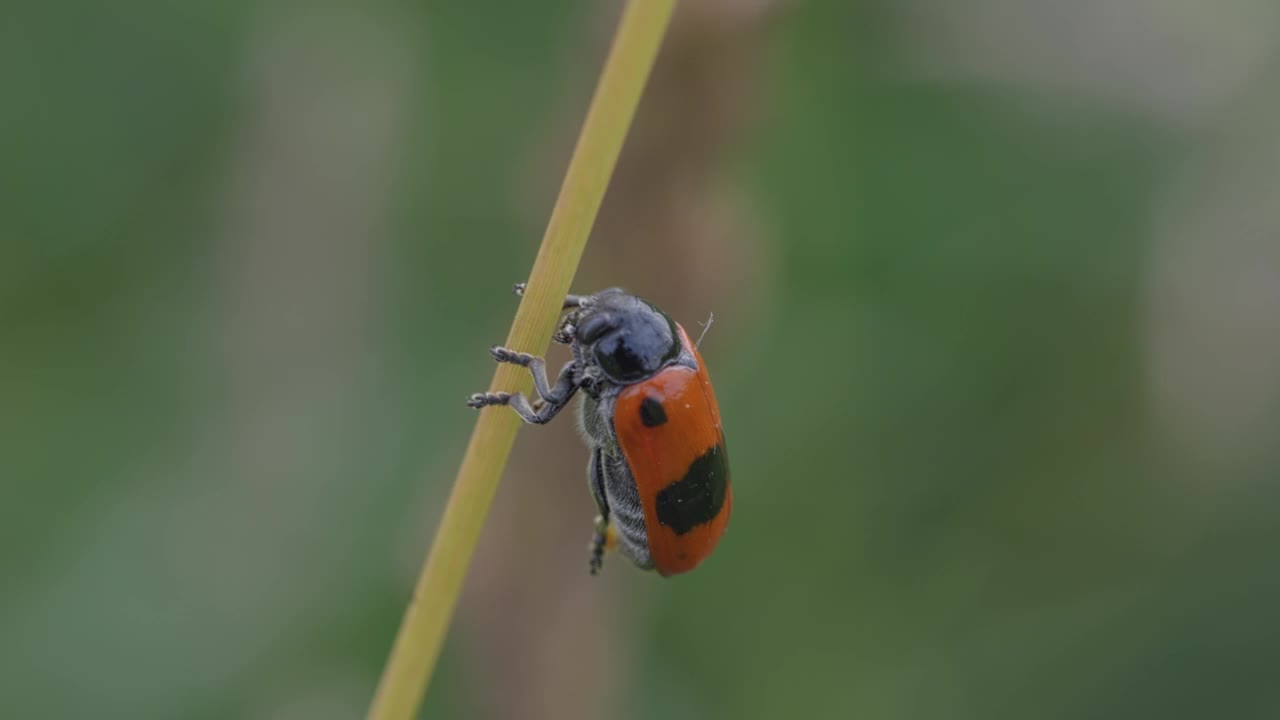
568,290 -> 681,387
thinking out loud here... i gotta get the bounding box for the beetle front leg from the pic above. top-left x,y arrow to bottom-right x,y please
513,282 -> 587,310
510,283 -> 584,343
466,391 -> 562,424
465,349 -> 580,424
551,313 -> 578,345
488,347 -> 578,402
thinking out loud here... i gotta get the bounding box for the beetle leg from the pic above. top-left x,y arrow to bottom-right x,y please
589,514 -> 616,576
465,391 -> 558,424
511,282 -> 586,343
467,352 -> 580,424
588,447 -> 609,514
587,448 -> 612,575
513,282 -> 587,309
552,314 -> 578,345
488,346 -> 535,368
489,348 -> 577,401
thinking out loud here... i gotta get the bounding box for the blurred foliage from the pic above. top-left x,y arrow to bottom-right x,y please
3,1 -> 1278,718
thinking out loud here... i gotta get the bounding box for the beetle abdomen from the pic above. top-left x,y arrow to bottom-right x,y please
601,451 -> 653,569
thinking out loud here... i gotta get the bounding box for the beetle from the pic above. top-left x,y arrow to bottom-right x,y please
467,284 -> 732,577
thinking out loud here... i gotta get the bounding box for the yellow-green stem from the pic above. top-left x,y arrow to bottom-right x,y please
365,2 -> 677,718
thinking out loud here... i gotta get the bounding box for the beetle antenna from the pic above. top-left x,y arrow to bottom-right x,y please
695,311 -> 714,348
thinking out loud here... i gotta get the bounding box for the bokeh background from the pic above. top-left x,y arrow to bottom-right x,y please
5,1 -> 1280,718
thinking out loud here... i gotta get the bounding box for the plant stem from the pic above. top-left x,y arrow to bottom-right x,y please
365,2 -> 677,718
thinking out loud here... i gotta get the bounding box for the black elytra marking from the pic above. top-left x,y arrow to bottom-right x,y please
655,444 -> 728,535
639,396 -> 668,427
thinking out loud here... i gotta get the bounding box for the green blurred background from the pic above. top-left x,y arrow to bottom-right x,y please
5,1 -> 1280,718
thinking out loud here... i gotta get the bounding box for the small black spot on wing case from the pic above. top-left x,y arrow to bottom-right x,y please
639,396 -> 668,427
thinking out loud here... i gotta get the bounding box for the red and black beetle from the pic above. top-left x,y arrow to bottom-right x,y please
467,284 -> 732,576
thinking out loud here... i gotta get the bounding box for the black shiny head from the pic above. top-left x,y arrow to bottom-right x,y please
573,289 -> 681,385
